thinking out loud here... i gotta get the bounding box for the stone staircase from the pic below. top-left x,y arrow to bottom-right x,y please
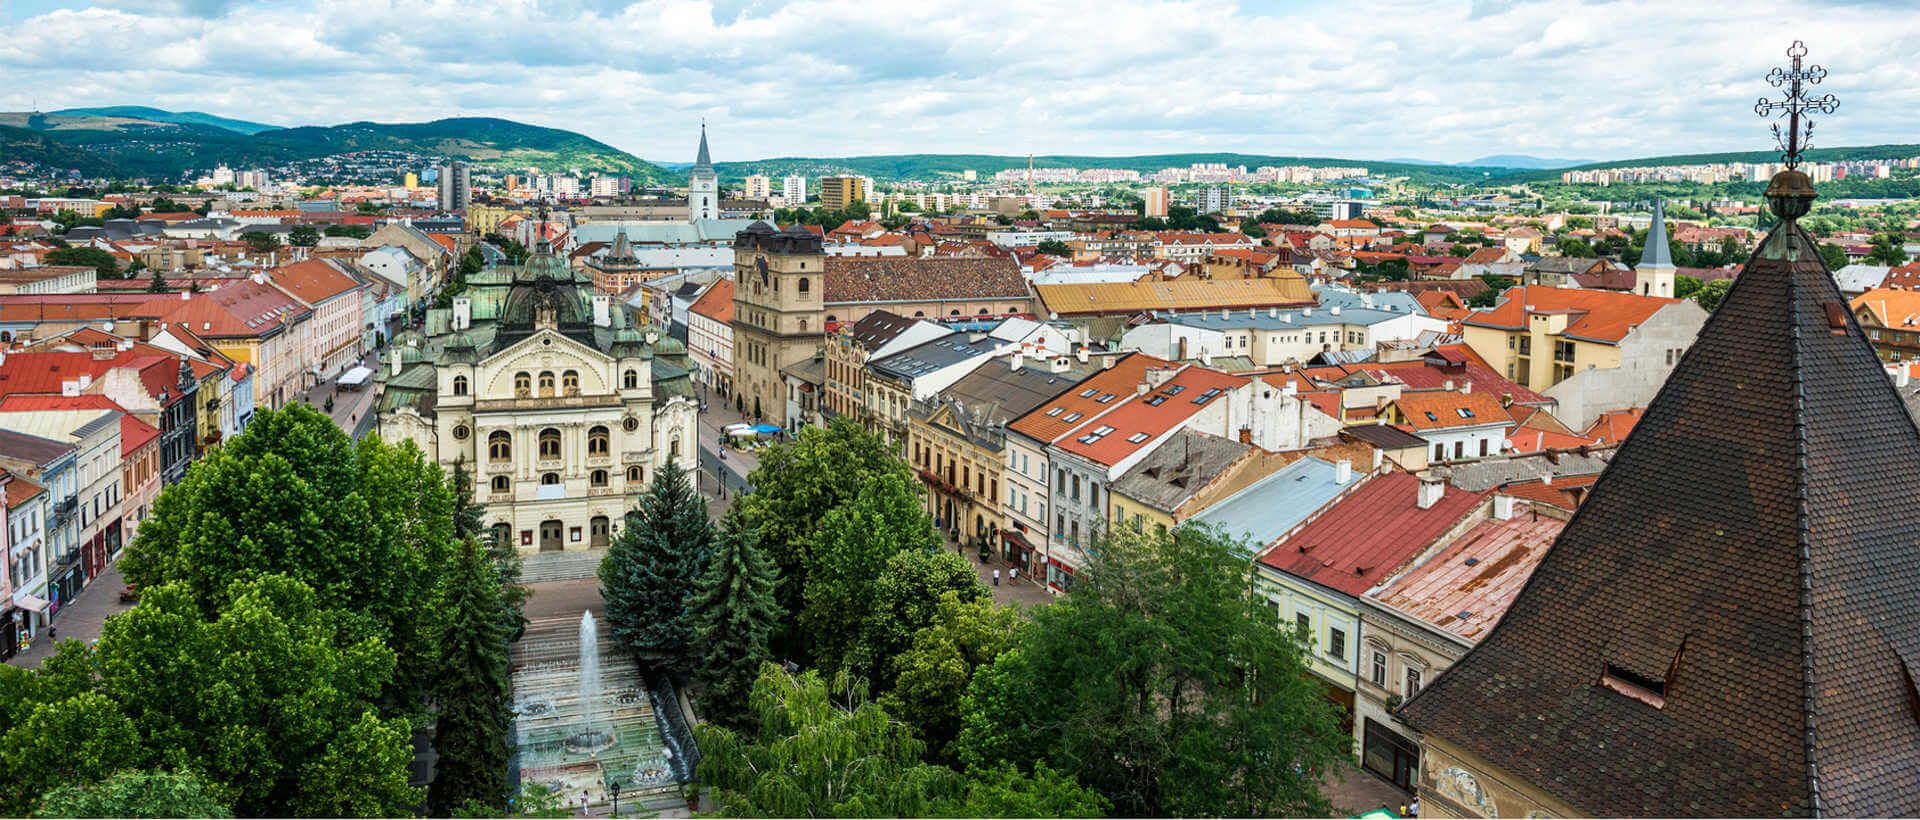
519,549 -> 608,584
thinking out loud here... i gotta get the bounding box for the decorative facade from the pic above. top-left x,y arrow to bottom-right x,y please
377,234 -> 699,554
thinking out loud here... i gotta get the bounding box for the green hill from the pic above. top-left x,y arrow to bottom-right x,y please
1,110 -> 667,183
52,105 -> 280,135
1498,143 -> 1920,182
712,152 -> 1507,185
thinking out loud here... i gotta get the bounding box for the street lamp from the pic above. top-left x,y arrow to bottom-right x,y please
607,779 -> 622,818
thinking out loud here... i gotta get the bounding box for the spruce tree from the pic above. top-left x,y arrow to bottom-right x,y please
688,509 -> 781,730
428,540 -> 514,816
453,460 -> 527,642
599,460 -> 712,667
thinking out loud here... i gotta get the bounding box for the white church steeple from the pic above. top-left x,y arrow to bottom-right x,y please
688,123 -> 717,221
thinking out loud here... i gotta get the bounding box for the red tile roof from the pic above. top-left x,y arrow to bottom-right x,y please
1583,407 -> 1644,444
1463,286 -> 1680,344
1392,390 -> 1514,431
1497,475 -> 1599,511
1053,365 -> 1249,466
140,279 -> 308,339
1007,352 -> 1166,443
268,259 -> 361,305
1503,428 -> 1600,454
1,470 -> 44,506
1368,510 -> 1561,642
0,352 -> 98,395
1261,471 -> 1490,596
688,279 -> 734,324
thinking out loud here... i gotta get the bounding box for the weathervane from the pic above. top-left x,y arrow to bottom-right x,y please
1755,40 -> 1838,169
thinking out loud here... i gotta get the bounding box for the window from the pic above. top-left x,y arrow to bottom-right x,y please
1079,388 -> 1099,398
1453,440 -> 1464,459
1433,442 -> 1445,462
798,276 -> 810,294
453,424 -> 470,440
538,371 -> 556,397
1062,412 -> 1082,422
1479,438 -> 1490,457
488,431 -> 512,462
623,368 -> 639,389
1371,650 -> 1388,687
490,475 -> 510,493
1295,613 -> 1311,641
1045,407 -> 1063,417
1328,628 -> 1346,661
1127,432 -> 1150,443
539,427 -> 562,459
588,425 -> 610,456
541,472 -> 559,485
562,370 -> 580,395
590,469 -> 609,487
452,375 -> 468,396
626,465 -> 644,483
1405,667 -> 1423,696
514,372 -> 531,397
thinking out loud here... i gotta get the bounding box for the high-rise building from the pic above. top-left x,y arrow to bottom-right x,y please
820,176 -> 866,210
743,174 -> 771,200
782,175 -> 806,205
437,161 -> 471,214
688,125 -> 718,221
1143,186 -> 1170,218
1199,185 -> 1227,214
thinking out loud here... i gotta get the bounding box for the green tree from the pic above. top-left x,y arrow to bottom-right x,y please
452,460 -> 527,642
148,269 -> 169,293
851,550 -> 985,686
954,524 -> 1348,817
600,459 -> 712,665
0,693 -> 145,816
45,246 -> 121,279
733,418 -> 915,658
429,541 -> 514,816
1674,274 -> 1704,301
288,225 -> 321,247
324,224 -> 374,240
802,472 -> 938,671
1034,239 -> 1072,256
690,509 -> 783,730
240,231 -> 281,254
1555,236 -> 1596,258
121,404 -> 459,709
1694,277 -> 1733,312
1866,232 -> 1910,266
881,593 -> 1023,761
290,712 -> 424,818
1818,242 -> 1850,270
36,769 -> 233,819
694,667 -> 1102,818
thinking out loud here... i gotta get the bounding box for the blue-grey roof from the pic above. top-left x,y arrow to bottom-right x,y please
870,334 -> 998,380
1187,456 -> 1355,553
1312,285 -> 1425,314
1639,198 -> 1675,269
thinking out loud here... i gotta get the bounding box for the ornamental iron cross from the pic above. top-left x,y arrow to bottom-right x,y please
1755,40 -> 1839,169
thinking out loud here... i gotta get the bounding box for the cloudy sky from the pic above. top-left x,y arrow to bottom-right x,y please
1,0 -> 1914,165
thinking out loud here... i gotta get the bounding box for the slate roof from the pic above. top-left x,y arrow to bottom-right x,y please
1639,199 -> 1675,269
1402,196 -> 1920,817
1108,428 -> 1250,514
822,256 -> 1030,305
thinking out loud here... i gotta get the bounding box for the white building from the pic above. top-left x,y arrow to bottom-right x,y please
782,175 -> 806,206
688,127 -> 718,221
1121,305 -> 1449,368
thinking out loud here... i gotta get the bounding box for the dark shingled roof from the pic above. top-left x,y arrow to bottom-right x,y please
823,256 -> 1030,305
1402,196 -> 1920,817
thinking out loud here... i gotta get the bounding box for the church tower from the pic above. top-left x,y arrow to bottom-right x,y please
688,124 -> 718,221
1634,197 -> 1677,297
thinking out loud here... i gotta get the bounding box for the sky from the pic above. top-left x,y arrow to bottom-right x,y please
1,0 -> 1916,166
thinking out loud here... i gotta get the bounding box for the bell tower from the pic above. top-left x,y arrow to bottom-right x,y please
688,124 -> 718,221
729,222 -> 826,426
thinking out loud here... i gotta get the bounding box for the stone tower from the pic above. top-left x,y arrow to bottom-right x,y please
729,222 -> 827,426
1634,198 -> 1677,297
688,124 -> 717,221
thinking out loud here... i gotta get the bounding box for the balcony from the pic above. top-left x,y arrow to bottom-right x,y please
51,498 -> 78,525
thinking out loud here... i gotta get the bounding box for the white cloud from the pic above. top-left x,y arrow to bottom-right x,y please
1,0 -> 1913,165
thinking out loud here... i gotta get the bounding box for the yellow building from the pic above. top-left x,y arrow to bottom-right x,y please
404,172 -> 419,189
467,203 -> 514,236
820,176 -> 867,211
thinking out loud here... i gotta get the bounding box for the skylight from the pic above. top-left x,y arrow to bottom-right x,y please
1062,412 -> 1083,422
1079,388 -> 1099,397
1093,425 -> 1115,436
1457,408 -> 1476,418
1046,407 -> 1063,417
1127,432 -> 1150,443
1424,411 -> 1438,421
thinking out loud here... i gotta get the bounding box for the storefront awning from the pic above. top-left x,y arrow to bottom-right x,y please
338,365 -> 374,387
11,591 -> 49,613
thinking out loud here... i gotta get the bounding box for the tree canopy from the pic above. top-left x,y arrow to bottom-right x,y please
600,459 -> 712,667
45,246 -> 121,279
689,509 -> 783,731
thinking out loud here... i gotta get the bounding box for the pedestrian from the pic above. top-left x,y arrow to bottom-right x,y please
992,568 -> 1000,586
1009,566 -> 1019,585
1409,797 -> 1420,817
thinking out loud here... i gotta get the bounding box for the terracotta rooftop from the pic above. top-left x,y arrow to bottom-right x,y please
1053,364 -> 1248,467
1260,470 -> 1490,597
1007,352 -> 1165,443
1036,277 -> 1313,316
1392,389 -> 1512,431
1368,508 -> 1561,643
687,278 -> 734,324
822,256 -> 1029,305
1463,285 -> 1681,344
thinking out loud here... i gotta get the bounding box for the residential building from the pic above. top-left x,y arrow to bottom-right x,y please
1122,304 -> 1449,368
742,174 -> 771,201
1848,286 -> 1920,361
1385,388 -> 1512,463
686,278 -> 735,398
1107,428 -> 1253,535
823,311 -> 950,422
268,259 -> 366,381
1460,286 -> 1706,429
1143,187 -> 1169,218
1035,278 -> 1313,327
820,176 -> 866,211
782,175 -> 806,206
0,409 -> 122,612
437,161 -> 471,214
863,333 -> 1003,450
142,278 -> 312,410
375,233 -> 700,555
3,470 -> 48,657
1400,173 -> 1920,818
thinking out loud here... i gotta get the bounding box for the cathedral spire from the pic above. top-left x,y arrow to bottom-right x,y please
1638,197 -> 1674,270
694,121 -> 712,171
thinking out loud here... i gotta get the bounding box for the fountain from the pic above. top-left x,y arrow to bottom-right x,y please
565,612 -> 615,754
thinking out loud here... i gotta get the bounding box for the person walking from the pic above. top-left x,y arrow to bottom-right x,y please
992,568 -> 1001,587
1009,566 -> 1019,585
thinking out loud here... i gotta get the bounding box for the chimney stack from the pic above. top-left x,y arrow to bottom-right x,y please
1493,494 -> 1518,520
389,347 -> 403,377
1417,471 -> 1447,510
452,296 -> 472,331
1335,459 -> 1353,484
1010,353 -> 1025,372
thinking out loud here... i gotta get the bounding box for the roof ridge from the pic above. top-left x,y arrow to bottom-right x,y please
1782,222 -> 1824,817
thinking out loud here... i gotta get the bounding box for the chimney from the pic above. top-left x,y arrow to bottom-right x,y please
1330,306 -> 1341,316
1268,307 -> 1278,317
1335,459 -> 1353,484
1010,353 -> 1025,372
1500,391 -> 1514,407
1417,472 -> 1446,510
1302,307 -> 1314,317
1177,336 -> 1189,360
1075,345 -> 1089,364
1050,356 -> 1070,374
1371,448 -> 1384,470
1101,354 -> 1117,369
592,293 -> 612,327
389,347 -> 403,377
1493,494 -> 1518,520
1461,379 -> 1472,394
250,271 -> 266,285
453,296 -> 473,331
180,289 -> 191,301
1896,365 -> 1913,388
1442,379 -> 1454,391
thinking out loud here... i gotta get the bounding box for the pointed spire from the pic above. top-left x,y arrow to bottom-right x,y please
694,121 -> 712,170
1638,198 -> 1675,270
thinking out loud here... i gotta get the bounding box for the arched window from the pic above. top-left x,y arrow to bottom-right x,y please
913,310 -> 926,318
798,276 -> 810,295
626,465 -> 644,484
623,368 -> 639,389
489,522 -> 510,548
799,318 -> 809,332
669,428 -> 682,461
978,307 -> 989,315
490,475 -> 509,493
538,427 -> 561,459
591,469 -> 609,487
948,309 -> 961,316
452,375 -> 468,396
514,372 -> 531,398
588,425 -> 610,457
562,370 -> 580,396
541,472 -> 559,485
826,314 -> 838,323
488,431 -> 511,462
538,371 -> 555,397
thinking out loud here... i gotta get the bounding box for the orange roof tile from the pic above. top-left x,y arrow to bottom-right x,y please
1007,352 -> 1166,443
1462,285 -> 1680,344
688,279 -> 734,324
1393,390 -> 1513,431
1053,365 -> 1249,466
1583,407 -> 1644,444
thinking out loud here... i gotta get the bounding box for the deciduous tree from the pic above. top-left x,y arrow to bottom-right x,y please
882,593 -> 1022,760
851,550 -> 984,686
801,472 -> 938,671
35,769 -> 232,819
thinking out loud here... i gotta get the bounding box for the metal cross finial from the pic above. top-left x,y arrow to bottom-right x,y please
1755,40 -> 1838,169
